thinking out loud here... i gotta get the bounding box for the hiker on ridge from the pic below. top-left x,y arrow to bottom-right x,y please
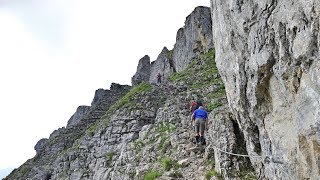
190,98 -> 205,132
157,73 -> 162,84
191,106 -> 208,145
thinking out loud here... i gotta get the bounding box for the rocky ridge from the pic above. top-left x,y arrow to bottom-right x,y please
7,83 -> 131,180
132,6 -> 213,86
7,6 -> 228,180
6,46 -> 241,179
6,2 -> 319,180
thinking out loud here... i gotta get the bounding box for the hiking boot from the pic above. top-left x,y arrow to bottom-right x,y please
199,136 -> 204,145
195,135 -> 200,144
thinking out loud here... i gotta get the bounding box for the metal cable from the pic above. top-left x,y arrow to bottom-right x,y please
207,133 -> 294,179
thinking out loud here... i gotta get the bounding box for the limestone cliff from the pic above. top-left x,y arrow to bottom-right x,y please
131,6 -> 213,85
131,55 -> 151,86
149,47 -> 174,84
67,106 -> 91,128
172,6 -> 214,72
211,0 -> 320,179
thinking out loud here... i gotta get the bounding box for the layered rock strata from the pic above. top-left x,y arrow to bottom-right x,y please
172,6 -> 214,72
131,6 -> 213,85
6,83 -> 130,180
211,0 -> 320,179
131,55 -> 151,86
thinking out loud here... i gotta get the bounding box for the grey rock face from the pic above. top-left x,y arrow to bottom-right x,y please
91,89 -> 106,107
172,6 -> 214,72
149,47 -> 174,84
131,55 -> 151,86
211,0 -> 320,179
34,138 -> 48,155
5,83 -> 131,180
208,106 -> 254,179
7,46 -> 228,180
131,6 -> 213,85
67,106 -> 91,128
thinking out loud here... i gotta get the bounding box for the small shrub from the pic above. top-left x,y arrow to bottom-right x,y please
166,50 -> 173,60
86,124 -> 97,136
207,102 -> 223,111
134,140 -> 144,152
205,170 -> 222,180
144,169 -> 162,180
160,157 -> 179,171
105,152 -> 116,166
207,89 -> 226,99
156,123 -> 176,133
161,157 -> 173,171
106,82 -> 152,114
158,136 -> 167,151
236,167 -> 258,180
169,59 -> 197,82
106,152 -> 115,161
20,165 -> 31,176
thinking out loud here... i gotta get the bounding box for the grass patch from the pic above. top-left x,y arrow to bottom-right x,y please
105,152 -> 116,166
205,170 -> 223,180
86,124 -> 97,137
169,59 -> 198,82
134,140 -> 144,153
106,152 -> 116,161
168,49 -> 222,90
207,102 -> 223,111
166,49 -> 173,60
20,165 -> 31,177
156,123 -> 176,133
158,136 -> 167,151
105,82 -> 152,115
144,169 -> 162,180
235,166 -> 258,180
205,159 -> 215,169
207,88 -> 226,99
160,157 -> 179,171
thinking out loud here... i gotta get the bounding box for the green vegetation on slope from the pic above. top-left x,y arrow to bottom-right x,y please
144,170 -> 162,180
106,82 -> 153,114
169,49 -> 221,89
205,169 -> 223,180
169,49 -> 226,113
160,157 -> 179,171
85,82 -> 153,136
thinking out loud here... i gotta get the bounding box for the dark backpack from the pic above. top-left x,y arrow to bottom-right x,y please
191,101 -> 196,113
195,100 -> 203,110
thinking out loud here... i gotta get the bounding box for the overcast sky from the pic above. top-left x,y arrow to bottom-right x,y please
0,0 -> 210,169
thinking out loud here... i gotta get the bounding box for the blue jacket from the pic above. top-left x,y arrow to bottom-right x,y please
193,108 -> 208,119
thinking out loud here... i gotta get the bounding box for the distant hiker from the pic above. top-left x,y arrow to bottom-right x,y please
157,73 -> 162,84
191,106 -> 208,145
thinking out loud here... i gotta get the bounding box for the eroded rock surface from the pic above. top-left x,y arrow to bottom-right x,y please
211,0 -> 320,179
172,6 -> 214,72
149,47 -> 174,84
131,55 -> 151,86
131,6 -> 213,85
67,106 -> 91,128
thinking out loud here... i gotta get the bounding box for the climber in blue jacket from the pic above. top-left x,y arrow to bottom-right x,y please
191,106 -> 208,145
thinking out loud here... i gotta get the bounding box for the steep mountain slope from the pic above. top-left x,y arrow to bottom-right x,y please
7,6 -> 234,180
8,2 -> 318,179
5,84 -> 131,180
6,48 -> 236,180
